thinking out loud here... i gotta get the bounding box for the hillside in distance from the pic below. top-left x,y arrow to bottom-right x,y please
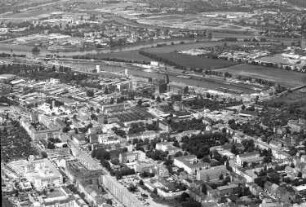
286,0 -> 306,8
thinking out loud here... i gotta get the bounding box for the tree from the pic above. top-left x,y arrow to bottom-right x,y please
174,151 -> 183,157
153,188 -> 158,194
179,192 -> 190,202
137,99 -> 143,106
156,96 -> 161,103
47,142 -> 55,149
32,46 -> 40,55
206,175 -> 210,183
219,174 -> 224,180
106,199 -> 112,205
92,148 -> 110,160
41,151 -> 48,158
128,185 -> 138,192
201,184 -> 207,195
242,139 -> 255,152
241,105 -> 246,111
184,86 -> 189,94
231,144 -> 239,155
202,156 -> 210,163
62,126 -> 70,133
173,141 -> 180,147
139,180 -> 144,185
182,200 -> 201,207
289,147 -> 298,156
109,97 -> 114,104
208,32 -> 212,39
86,90 -> 94,97
91,114 -> 97,120
111,159 -> 120,165
104,87 -> 109,94
164,158 -> 173,166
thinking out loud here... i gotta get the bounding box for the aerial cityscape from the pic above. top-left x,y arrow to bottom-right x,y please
0,0 -> 306,207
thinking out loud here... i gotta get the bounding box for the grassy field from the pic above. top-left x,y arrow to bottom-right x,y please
143,52 -> 237,70
216,64 -> 306,88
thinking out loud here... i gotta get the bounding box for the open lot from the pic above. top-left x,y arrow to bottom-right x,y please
216,64 -> 306,88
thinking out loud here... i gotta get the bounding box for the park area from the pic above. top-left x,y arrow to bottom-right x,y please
1,120 -> 38,163
216,64 -> 306,88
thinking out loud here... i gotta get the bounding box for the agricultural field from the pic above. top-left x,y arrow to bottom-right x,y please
216,64 -> 306,88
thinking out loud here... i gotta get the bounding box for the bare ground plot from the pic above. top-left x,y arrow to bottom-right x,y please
216,64 -> 306,88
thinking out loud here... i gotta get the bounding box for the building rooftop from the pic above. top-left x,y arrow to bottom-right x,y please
238,151 -> 260,158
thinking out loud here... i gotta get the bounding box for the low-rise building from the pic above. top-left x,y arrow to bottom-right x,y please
98,133 -> 120,145
20,118 -> 62,141
155,142 -> 181,155
41,187 -> 78,207
126,130 -> 159,141
65,159 -> 102,185
174,155 -> 208,175
217,184 -> 239,196
196,165 -> 228,182
288,119 -> 306,133
119,151 -> 146,163
8,158 -> 63,190
236,152 -> 262,167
